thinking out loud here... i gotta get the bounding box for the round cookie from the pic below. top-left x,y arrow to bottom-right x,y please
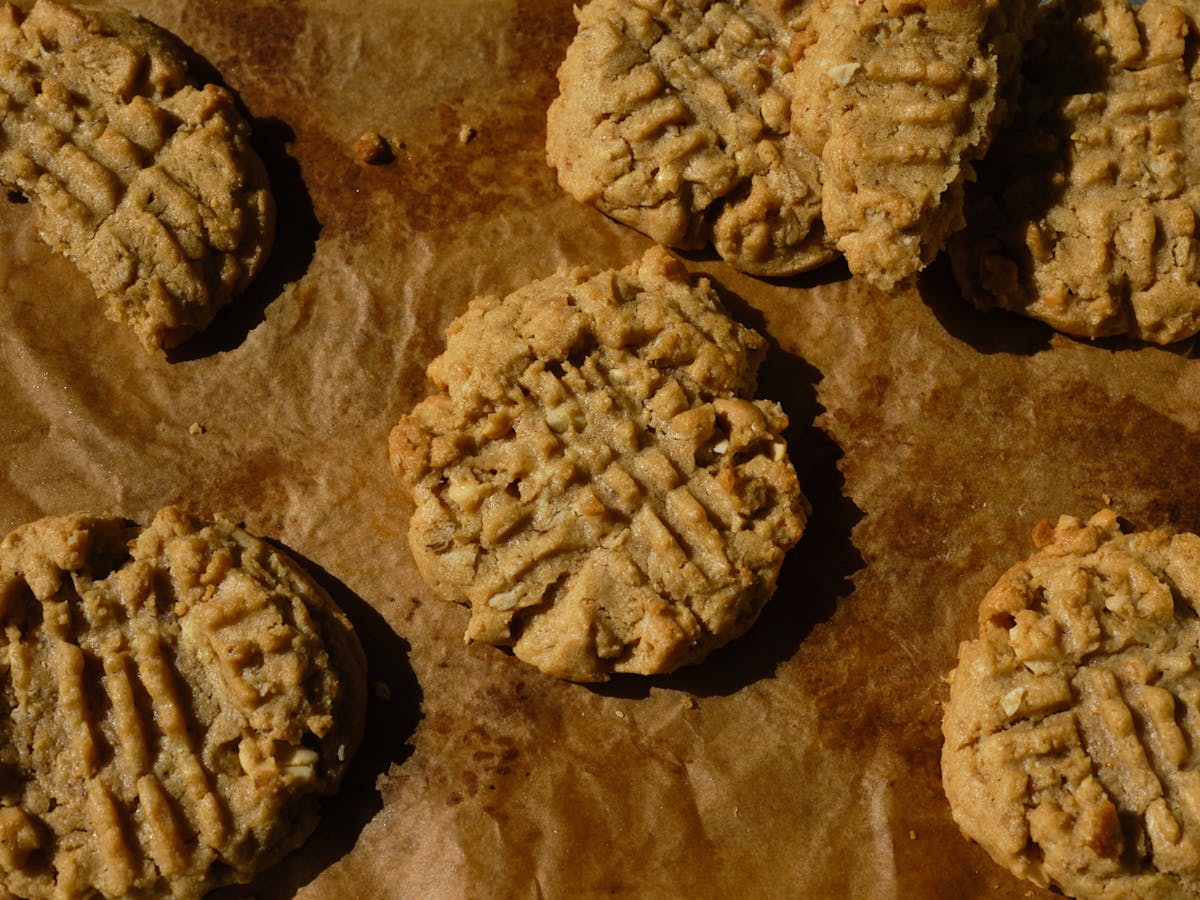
0,507 -> 367,899
546,0 -> 834,277
789,0 -> 1035,289
949,0 -> 1200,344
0,0 -> 275,351
942,509 -> 1200,899
390,245 -> 808,682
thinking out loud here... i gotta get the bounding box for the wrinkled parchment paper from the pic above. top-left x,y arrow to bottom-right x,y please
5,1 -> 1200,896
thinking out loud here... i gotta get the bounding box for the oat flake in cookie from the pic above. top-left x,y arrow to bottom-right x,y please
0,507 -> 367,899
0,0 -> 274,351
391,246 -> 808,682
942,509 -> 1200,899
546,0 -> 834,277
950,0 -> 1200,344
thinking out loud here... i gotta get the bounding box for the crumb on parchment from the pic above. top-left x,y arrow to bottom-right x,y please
354,130 -> 394,165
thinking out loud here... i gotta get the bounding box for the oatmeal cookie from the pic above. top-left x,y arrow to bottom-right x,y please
790,0 -> 1035,290
546,0 -> 833,277
942,509 -> 1200,899
0,0 -> 274,351
0,507 -> 367,899
949,0 -> 1200,344
390,246 -> 807,682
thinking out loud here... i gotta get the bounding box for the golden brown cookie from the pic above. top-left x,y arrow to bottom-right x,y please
942,509 -> 1200,899
546,0 -> 834,277
950,0 -> 1200,344
0,0 -> 275,351
790,0 -> 1035,289
391,246 -> 807,682
0,507 -> 366,899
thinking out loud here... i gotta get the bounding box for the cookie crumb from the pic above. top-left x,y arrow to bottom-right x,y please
458,123 -> 476,144
681,695 -> 699,710
909,830 -> 917,841
354,130 -> 394,165
188,422 -> 206,435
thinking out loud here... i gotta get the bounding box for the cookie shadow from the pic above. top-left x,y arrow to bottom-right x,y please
916,256 -> 1055,356
167,114 -> 320,362
1163,334 -> 1200,359
756,256 -> 853,292
158,30 -> 321,362
592,282 -> 864,700
212,546 -> 421,898
673,246 -> 854,292
919,254 -> 1200,358
921,1 -> 1119,360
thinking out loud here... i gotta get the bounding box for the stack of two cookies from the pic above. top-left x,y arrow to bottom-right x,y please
549,0 -> 1200,346
545,0 -> 1036,291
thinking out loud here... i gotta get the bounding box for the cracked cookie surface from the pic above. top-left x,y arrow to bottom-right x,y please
0,0 -> 274,351
0,507 -> 366,899
546,0 -> 833,277
950,0 -> 1200,344
391,246 -> 807,682
942,509 -> 1200,899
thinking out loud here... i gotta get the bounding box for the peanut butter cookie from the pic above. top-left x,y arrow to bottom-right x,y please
950,0 -> 1200,344
546,0 -> 833,277
0,507 -> 366,898
391,246 -> 807,682
0,0 -> 274,351
943,509 -> 1200,899
790,0 -> 1034,289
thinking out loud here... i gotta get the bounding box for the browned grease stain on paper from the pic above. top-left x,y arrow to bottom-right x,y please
176,0 -> 308,95
380,675 -> 558,817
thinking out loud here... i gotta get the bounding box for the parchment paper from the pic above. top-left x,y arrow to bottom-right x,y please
5,1 -> 1200,897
